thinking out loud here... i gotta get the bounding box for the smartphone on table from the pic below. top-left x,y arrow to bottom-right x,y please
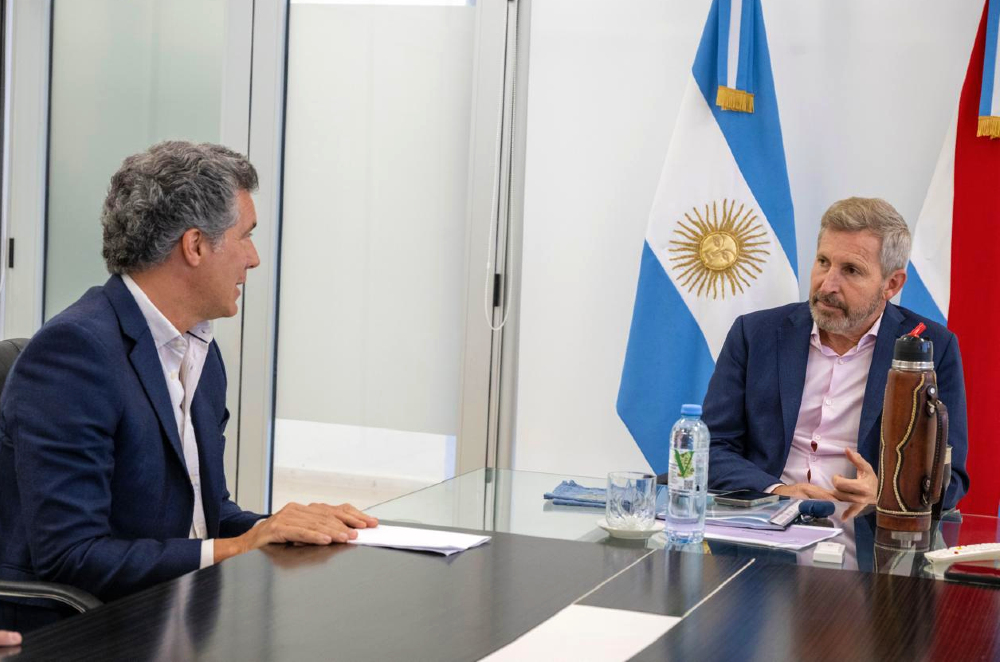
711,489 -> 780,508
944,562 -> 1000,587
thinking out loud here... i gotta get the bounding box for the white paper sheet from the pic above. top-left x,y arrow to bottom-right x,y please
348,524 -> 490,556
705,523 -> 842,550
483,605 -> 680,661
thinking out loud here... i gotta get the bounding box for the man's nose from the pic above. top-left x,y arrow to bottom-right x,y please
818,270 -> 840,293
247,239 -> 261,269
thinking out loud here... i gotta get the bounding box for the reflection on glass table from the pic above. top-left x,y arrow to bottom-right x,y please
366,469 -> 1000,581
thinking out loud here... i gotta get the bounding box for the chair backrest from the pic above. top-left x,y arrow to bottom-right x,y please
0,338 -> 29,395
0,335 -> 107,619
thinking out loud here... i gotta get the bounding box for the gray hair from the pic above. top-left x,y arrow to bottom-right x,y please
818,197 -> 911,277
101,140 -> 258,274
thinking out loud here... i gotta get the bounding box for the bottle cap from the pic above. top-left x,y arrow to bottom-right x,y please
893,334 -> 933,363
681,404 -> 702,416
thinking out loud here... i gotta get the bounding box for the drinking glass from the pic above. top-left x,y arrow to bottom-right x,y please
606,471 -> 656,530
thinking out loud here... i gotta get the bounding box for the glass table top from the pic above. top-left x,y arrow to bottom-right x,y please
366,468 -> 1000,580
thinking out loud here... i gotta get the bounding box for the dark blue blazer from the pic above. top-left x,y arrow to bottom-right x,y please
703,301 -> 969,511
0,275 -> 264,601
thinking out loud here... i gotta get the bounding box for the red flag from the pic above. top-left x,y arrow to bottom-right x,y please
950,2 -> 1000,516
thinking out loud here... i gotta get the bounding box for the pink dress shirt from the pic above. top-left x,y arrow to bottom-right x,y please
778,313 -> 884,491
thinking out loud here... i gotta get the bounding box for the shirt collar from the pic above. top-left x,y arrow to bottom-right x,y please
810,309 -> 884,354
121,274 -> 213,349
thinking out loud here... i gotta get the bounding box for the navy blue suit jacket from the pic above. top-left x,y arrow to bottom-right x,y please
703,301 -> 969,511
0,275 -> 264,601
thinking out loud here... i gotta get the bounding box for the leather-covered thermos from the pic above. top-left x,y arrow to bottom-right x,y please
876,329 -> 949,532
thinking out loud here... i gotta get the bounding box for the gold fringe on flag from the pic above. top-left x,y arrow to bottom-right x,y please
716,86 -> 755,113
977,115 -> 1000,138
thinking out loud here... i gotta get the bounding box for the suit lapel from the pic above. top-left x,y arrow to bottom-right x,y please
777,304 -> 813,456
103,275 -> 187,472
856,304 -> 904,460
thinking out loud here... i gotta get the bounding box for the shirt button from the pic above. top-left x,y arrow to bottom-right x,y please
810,453 -> 817,461
837,358 -> 844,365
813,434 -> 821,442
170,371 -> 178,380
825,399 -> 833,406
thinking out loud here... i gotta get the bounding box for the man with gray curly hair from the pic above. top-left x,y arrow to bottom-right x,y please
701,197 -> 968,514
0,141 -> 376,631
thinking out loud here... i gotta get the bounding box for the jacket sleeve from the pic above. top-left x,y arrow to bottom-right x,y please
704,316 -> 784,492
9,321 -> 201,601
218,496 -> 268,537
934,331 -> 969,510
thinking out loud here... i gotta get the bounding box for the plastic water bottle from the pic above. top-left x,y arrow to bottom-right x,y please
665,404 -> 710,544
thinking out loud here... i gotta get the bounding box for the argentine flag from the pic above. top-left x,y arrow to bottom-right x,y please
902,109 -> 956,328
617,0 -> 799,473
904,0 -> 998,327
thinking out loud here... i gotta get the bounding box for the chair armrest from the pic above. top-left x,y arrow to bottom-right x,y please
0,580 -> 103,613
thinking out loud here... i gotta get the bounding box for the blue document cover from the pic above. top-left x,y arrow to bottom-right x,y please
543,480 -> 668,512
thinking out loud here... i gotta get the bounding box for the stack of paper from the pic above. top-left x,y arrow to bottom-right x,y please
348,524 -> 491,556
705,523 -> 842,550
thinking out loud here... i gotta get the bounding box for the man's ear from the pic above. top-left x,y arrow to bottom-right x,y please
180,228 -> 205,267
883,268 -> 907,301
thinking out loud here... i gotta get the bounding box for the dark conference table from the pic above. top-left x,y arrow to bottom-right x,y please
5,469 -> 1000,661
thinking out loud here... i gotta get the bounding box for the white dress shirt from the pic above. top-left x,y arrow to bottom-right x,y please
122,275 -> 215,568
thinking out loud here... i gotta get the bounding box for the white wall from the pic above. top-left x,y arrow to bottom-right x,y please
512,0 -> 982,478
274,419 -> 455,484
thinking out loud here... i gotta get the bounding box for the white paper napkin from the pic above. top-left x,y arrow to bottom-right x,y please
483,605 -> 680,661
348,524 -> 491,556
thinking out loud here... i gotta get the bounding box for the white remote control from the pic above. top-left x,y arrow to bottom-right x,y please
925,542 -> 1000,565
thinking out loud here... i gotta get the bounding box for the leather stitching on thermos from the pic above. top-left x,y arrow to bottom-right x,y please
879,373 -> 924,515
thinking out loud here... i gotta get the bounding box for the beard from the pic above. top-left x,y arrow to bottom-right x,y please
809,288 -> 884,335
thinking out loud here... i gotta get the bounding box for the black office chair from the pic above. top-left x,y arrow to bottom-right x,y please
0,338 -> 102,614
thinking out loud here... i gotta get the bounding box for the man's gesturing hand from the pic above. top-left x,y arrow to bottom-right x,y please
831,448 -> 878,505
215,502 -> 378,563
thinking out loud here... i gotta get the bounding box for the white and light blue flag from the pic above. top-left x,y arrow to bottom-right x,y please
617,0 -> 799,472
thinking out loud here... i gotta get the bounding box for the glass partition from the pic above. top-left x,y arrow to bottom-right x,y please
271,0 -> 486,510
44,0 -> 231,319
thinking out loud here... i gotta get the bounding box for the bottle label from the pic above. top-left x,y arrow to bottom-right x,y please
669,449 -> 702,491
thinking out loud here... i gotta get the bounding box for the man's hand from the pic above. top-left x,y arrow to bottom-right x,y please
0,631 -> 21,647
772,483 -> 837,500
215,502 -> 378,563
831,448 -> 877,505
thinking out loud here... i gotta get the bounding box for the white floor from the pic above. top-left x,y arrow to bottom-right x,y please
270,466 -> 436,512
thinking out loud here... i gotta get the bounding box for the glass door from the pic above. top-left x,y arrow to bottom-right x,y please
267,0 -> 512,510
